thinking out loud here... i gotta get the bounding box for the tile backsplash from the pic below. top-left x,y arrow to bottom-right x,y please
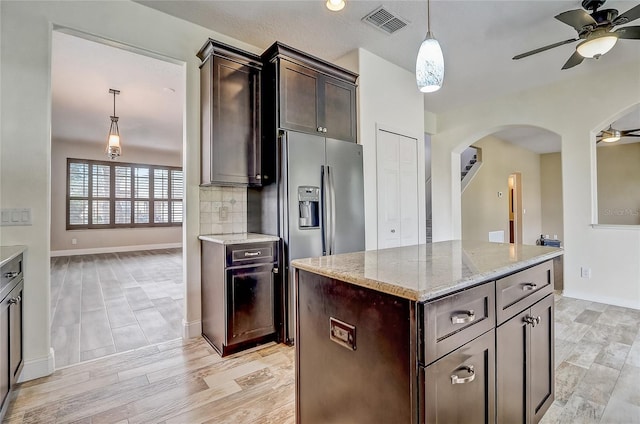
199,186 -> 247,235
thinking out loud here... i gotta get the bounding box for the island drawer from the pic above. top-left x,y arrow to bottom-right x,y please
423,282 -> 495,365
496,260 -> 553,324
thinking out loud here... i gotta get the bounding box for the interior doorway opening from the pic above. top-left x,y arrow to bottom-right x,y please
508,173 -> 523,244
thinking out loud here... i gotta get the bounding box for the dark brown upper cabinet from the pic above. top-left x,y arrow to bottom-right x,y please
198,39 -> 263,186
262,42 -> 358,143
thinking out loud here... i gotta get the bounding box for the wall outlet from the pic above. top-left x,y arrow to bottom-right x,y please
580,267 -> 591,279
219,205 -> 229,221
71,238 -> 78,245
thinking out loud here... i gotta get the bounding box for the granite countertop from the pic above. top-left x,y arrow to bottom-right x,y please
199,233 -> 280,245
291,240 -> 563,302
1,245 -> 27,268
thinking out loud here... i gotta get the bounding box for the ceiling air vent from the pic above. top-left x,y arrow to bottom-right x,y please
362,6 -> 409,35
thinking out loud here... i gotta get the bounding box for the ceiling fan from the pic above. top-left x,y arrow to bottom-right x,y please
513,0 -> 640,69
597,125 -> 640,143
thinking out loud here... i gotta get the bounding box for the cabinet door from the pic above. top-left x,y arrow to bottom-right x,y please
497,308 -> 529,424
531,294 -> 554,423
279,60 -> 320,134
320,75 -> 356,142
0,293 -> 9,411
226,264 -> 275,345
208,56 -> 259,185
424,330 -> 496,424
8,282 -> 23,383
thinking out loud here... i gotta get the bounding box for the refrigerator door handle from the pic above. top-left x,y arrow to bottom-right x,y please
329,166 -> 336,255
321,165 -> 329,256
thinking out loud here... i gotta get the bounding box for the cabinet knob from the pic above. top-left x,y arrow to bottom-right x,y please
322,128 -> 327,133
524,315 -> 541,327
8,297 -> 19,305
273,267 -> 279,274
255,174 -> 261,180
390,229 -> 396,233
317,127 -> 323,132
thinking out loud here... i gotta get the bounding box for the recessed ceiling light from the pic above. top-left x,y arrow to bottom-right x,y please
326,0 -> 345,12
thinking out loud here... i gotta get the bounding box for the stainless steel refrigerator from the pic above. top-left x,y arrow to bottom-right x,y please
248,130 -> 365,342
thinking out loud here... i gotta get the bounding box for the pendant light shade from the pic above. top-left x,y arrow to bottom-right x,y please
416,0 -> 444,93
106,88 -> 122,160
416,34 -> 444,93
602,128 -> 621,143
576,35 -> 618,59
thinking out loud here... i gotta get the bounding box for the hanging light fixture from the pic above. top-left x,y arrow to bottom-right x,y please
106,88 -> 122,160
326,0 -> 345,12
602,126 -> 621,143
576,31 -> 618,59
416,0 -> 444,93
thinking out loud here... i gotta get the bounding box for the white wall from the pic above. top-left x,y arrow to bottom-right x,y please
540,152 -> 564,241
462,135 -> 542,245
51,140 -> 182,253
0,0 -> 261,380
336,48 -> 426,250
432,60 -> 640,309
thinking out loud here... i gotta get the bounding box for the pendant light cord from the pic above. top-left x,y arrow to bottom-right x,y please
113,91 -> 116,116
427,0 -> 431,36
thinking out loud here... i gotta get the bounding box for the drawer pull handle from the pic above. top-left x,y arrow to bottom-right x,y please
8,296 -> 20,305
244,251 -> 261,257
4,271 -> 18,278
522,282 -> 537,291
451,365 -> 475,385
451,310 -> 475,325
524,315 -> 541,327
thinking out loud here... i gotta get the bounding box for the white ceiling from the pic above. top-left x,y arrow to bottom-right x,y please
51,1 -> 640,155
51,31 -> 184,153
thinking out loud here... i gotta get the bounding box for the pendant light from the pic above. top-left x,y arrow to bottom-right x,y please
106,88 -> 122,160
416,0 -> 444,93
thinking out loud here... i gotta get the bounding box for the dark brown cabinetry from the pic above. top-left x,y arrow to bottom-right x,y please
198,39 -> 263,186
1,253 -> 24,422
201,240 -> 279,356
262,42 -> 357,143
423,330 -> 496,424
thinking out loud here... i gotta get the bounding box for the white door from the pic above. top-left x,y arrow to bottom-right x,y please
376,129 -> 419,249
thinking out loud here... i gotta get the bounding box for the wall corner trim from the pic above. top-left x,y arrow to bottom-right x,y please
18,348 -> 55,382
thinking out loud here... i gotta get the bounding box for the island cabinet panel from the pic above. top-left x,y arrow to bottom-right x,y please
497,293 -> 554,424
422,282 -> 495,365
295,270 -> 416,424
423,329 -> 496,424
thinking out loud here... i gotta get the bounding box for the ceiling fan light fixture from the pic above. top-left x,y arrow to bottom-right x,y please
326,0 -> 345,12
602,129 -> 621,143
576,34 -> 618,58
416,0 -> 444,93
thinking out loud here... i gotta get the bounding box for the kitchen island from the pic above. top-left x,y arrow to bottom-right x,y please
291,240 -> 563,424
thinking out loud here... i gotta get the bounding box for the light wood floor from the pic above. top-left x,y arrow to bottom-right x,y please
5,338 -> 295,424
50,249 -> 183,367
7,295 -> 640,423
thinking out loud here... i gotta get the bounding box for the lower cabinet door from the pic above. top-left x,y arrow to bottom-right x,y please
530,294 -> 554,423
226,264 -> 275,345
0,293 -> 9,411
424,330 -> 495,424
8,282 -> 23,383
497,308 -> 529,423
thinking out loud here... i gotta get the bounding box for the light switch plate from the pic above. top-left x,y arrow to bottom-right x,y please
0,208 -> 32,226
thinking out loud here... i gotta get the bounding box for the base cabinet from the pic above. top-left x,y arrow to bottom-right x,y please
423,330 -> 495,424
1,253 -> 24,422
201,240 -> 279,356
497,293 -> 554,424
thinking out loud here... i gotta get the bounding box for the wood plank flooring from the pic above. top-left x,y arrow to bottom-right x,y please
5,338 -> 295,424
50,249 -> 183,367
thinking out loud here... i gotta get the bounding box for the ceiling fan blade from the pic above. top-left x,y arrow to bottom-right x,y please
612,4 -> 640,25
512,38 -> 579,60
562,50 -> 585,69
614,25 -> 640,39
555,9 -> 597,31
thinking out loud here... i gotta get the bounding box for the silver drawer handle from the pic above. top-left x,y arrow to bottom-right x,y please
244,251 -> 261,257
522,282 -> 537,291
4,271 -> 18,278
8,296 -> 21,305
451,310 -> 475,325
451,365 -> 475,385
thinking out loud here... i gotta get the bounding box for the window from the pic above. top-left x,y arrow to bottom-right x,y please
67,158 -> 183,229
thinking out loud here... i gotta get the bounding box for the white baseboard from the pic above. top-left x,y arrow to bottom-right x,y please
18,348 -> 55,382
51,242 -> 182,257
562,289 -> 640,310
183,319 -> 202,339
